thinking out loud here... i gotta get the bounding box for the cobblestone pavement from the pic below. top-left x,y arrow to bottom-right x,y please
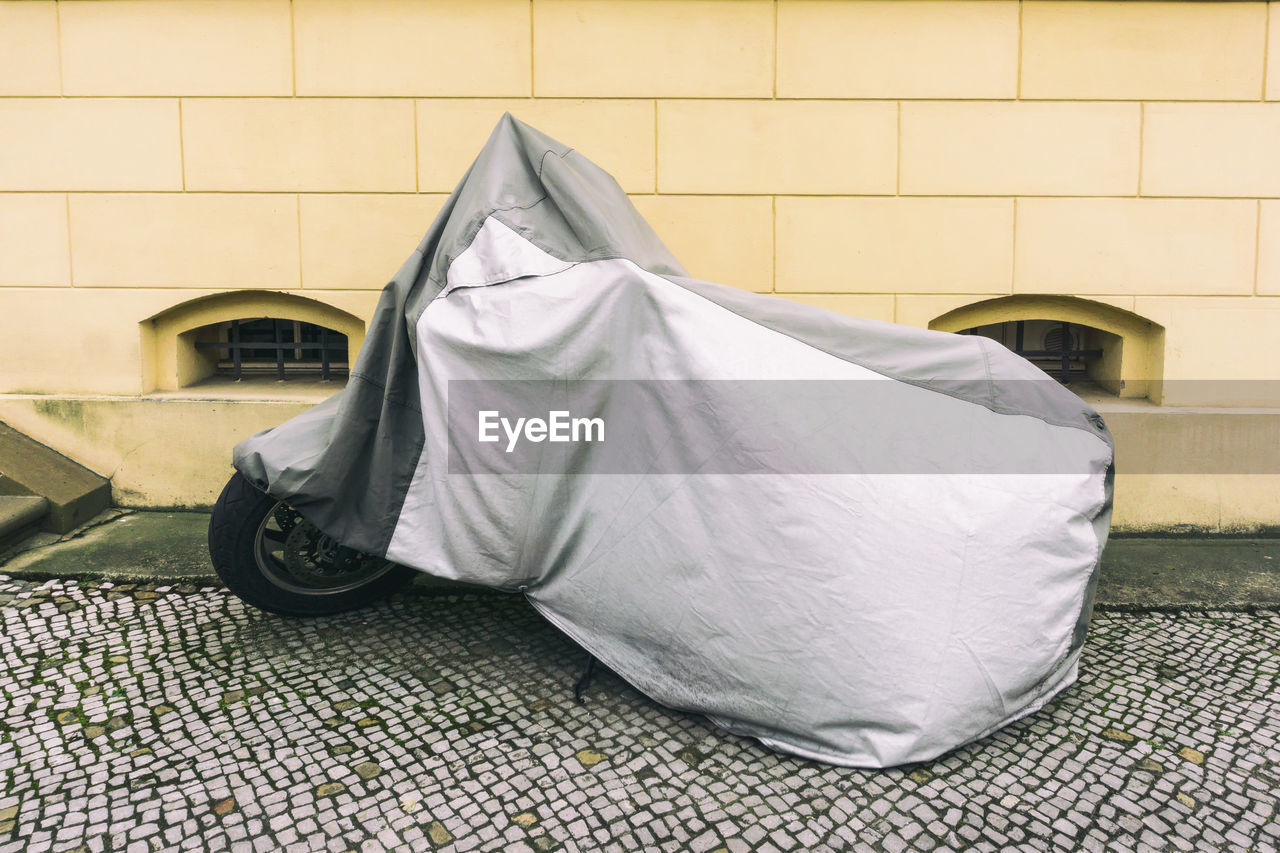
1,576 -> 1278,853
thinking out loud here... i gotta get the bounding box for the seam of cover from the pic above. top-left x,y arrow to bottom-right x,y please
977,336 -> 998,409
421,147 -> 564,303
440,218 -> 576,294
657,273 -> 1112,444
346,370 -> 423,414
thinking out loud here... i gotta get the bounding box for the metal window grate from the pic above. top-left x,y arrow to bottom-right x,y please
194,318 -> 349,381
965,320 -> 1103,384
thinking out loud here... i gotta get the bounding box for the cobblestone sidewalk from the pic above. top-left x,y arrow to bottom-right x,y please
1,576 -> 1277,852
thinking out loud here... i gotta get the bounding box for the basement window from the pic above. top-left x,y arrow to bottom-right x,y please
960,319 -> 1114,387
192,318 -> 349,382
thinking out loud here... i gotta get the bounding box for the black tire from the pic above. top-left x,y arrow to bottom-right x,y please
208,471 -> 414,617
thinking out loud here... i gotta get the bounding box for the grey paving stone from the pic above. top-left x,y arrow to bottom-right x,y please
0,575 -> 1278,851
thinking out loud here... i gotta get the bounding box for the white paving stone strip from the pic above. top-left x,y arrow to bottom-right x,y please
0,576 -> 1277,852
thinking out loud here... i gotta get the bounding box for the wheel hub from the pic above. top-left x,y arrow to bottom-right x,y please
283,520 -> 371,583
255,501 -> 394,595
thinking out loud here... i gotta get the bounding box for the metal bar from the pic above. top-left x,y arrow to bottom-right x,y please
1015,320 -> 1024,353
211,361 -> 348,367
320,327 -> 330,381
1017,349 -> 1103,358
274,318 -> 285,381
211,359 -> 349,365
231,319 -> 242,381
1059,321 -> 1071,383
209,321 -> 349,379
194,341 -> 346,351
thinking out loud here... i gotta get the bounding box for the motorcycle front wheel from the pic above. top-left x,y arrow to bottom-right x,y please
208,471 -> 414,616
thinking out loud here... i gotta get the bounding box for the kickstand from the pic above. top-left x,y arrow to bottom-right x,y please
573,654 -> 598,704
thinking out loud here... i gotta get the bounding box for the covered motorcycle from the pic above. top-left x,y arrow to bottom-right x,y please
213,115 -> 1114,768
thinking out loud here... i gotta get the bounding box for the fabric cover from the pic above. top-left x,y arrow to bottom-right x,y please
235,115 -> 1114,768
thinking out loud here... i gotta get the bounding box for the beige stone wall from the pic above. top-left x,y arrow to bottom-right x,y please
1,0 -> 1278,525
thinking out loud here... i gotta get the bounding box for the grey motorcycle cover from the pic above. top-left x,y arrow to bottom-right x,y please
235,115 -> 1114,768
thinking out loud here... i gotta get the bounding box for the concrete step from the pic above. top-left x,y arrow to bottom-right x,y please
0,422 -> 111,533
0,494 -> 50,551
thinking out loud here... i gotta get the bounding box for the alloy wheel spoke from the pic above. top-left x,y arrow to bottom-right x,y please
261,527 -> 288,545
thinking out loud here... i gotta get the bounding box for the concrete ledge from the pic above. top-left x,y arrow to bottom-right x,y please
0,395 -> 317,510
1103,407 -> 1280,476
2,511 -> 1277,608
0,495 -> 49,551
0,422 -> 111,532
